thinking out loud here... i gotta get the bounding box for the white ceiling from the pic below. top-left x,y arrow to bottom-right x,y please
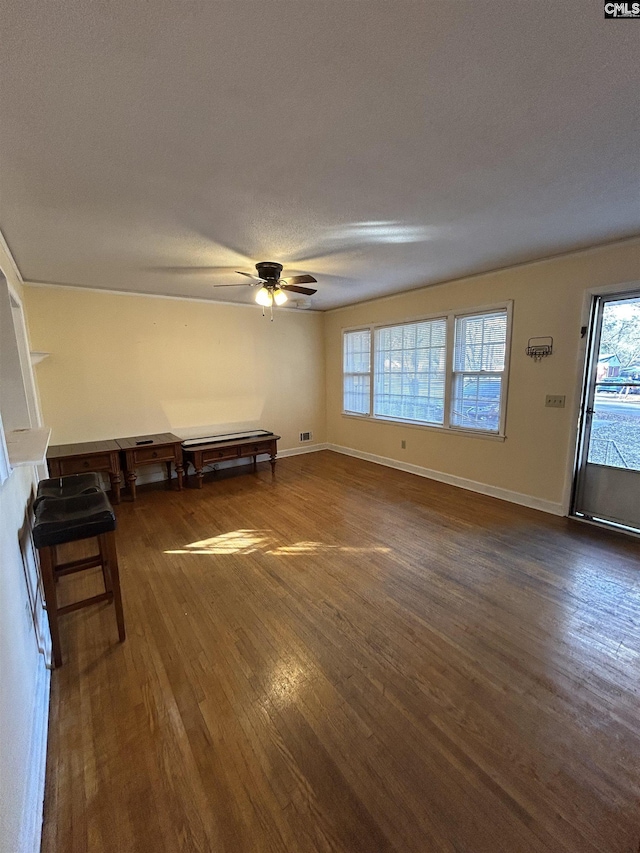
0,1 -> 638,310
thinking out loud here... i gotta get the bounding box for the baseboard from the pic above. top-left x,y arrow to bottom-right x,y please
326,443 -> 565,516
278,443 -> 329,458
18,656 -> 50,853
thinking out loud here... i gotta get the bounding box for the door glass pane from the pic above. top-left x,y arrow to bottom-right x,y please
587,296 -> 640,471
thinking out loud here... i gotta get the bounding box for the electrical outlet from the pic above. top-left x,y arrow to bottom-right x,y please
545,395 -> 566,408
401,440 -> 406,449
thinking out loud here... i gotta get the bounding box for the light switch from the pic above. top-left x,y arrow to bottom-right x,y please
545,395 -> 566,408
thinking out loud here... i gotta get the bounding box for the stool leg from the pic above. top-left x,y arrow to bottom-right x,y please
98,534 -> 113,594
52,545 -> 60,583
103,531 -> 126,643
39,546 -> 63,668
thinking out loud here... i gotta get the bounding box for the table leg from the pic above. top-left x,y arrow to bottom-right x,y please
196,466 -> 204,489
253,455 -> 257,472
165,461 -> 172,489
110,471 -> 122,504
270,453 -> 277,477
176,459 -> 184,490
127,470 -> 137,501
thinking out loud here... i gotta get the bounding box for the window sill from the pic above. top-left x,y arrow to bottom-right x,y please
341,412 -> 506,442
6,427 -> 52,466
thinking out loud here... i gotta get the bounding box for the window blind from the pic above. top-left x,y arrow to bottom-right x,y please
374,319 -> 446,424
343,329 -> 371,414
451,311 -> 507,432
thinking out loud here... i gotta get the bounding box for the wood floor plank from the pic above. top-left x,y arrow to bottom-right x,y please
41,451 -> 640,853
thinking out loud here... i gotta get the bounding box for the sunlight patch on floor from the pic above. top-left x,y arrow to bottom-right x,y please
164,529 -> 391,556
165,529 -> 271,555
269,541 -> 391,555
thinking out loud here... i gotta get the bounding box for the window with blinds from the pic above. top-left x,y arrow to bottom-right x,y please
343,329 -> 371,414
342,304 -> 510,435
450,311 -> 508,432
374,319 -> 446,424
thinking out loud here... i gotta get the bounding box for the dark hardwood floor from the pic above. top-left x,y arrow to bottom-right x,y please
41,451 -> 640,853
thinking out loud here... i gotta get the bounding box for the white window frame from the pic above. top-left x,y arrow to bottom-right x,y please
342,301 -> 513,438
343,327 -> 373,416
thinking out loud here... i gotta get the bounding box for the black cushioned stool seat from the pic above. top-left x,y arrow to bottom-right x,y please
34,491 -> 116,548
34,491 -> 125,667
35,472 -> 103,508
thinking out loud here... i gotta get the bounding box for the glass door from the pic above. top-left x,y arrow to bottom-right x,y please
572,290 -> 640,533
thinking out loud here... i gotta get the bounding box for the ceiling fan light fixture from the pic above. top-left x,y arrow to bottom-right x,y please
255,286 -> 272,307
273,288 -> 287,306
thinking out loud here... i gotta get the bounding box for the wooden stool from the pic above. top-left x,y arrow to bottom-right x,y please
33,491 -> 126,668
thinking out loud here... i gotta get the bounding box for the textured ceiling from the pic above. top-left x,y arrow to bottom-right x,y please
0,1 -> 638,310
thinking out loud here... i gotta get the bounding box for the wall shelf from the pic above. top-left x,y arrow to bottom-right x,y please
6,427 -> 51,467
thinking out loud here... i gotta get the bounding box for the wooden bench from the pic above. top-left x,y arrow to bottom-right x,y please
181,430 -> 280,488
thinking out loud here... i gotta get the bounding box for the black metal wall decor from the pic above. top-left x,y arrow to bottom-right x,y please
526,336 -> 553,362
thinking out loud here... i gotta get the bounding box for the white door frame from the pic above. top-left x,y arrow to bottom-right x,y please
562,278 -> 640,520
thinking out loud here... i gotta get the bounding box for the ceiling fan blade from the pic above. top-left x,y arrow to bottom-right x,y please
281,285 -> 317,296
236,270 -> 265,281
213,283 -> 256,288
282,274 -> 317,285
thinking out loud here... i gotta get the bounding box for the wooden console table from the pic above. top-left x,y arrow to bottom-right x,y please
182,431 -> 280,489
47,440 -> 123,504
116,433 -> 184,501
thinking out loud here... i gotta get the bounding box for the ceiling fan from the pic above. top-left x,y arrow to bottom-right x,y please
214,261 -> 317,313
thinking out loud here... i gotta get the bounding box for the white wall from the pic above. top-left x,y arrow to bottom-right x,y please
0,242 -> 49,853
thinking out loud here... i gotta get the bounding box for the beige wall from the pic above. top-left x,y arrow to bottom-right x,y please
325,239 -> 640,512
23,288 -> 326,450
